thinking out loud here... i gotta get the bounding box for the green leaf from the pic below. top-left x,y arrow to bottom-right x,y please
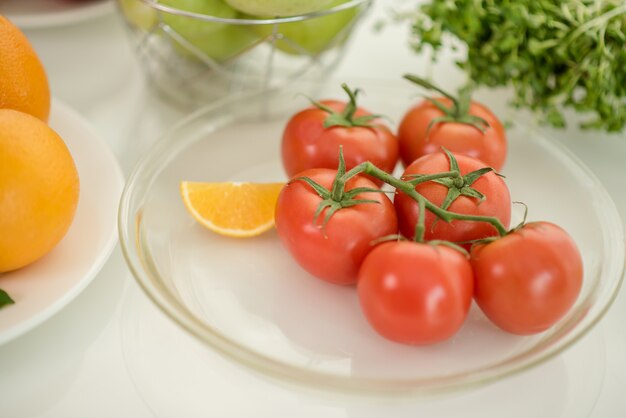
408,0 -> 626,132
0,289 -> 15,309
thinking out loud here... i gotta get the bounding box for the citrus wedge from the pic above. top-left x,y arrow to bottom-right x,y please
180,181 -> 285,238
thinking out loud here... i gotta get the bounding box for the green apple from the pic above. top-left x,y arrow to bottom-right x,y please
118,0 -> 158,31
254,0 -> 358,55
224,0 -> 333,17
159,0 -> 259,62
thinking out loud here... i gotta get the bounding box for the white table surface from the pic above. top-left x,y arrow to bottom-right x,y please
1,3 -> 626,417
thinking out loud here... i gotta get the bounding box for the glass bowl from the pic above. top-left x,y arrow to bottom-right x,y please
118,80 -> 625,396
116,0 -> 371,108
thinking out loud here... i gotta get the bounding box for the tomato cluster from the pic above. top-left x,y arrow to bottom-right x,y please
276,79 -> 583,345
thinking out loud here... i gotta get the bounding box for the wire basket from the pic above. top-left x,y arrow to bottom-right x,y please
117,0 -> 373,108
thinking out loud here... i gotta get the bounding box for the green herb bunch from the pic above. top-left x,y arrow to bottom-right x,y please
410,0 -> 626,132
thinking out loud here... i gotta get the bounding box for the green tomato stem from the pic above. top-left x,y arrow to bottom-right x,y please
415,196 -> 426,242
565,4 -> 626,46
341,83 -> 359,121
330,147 -> 348,201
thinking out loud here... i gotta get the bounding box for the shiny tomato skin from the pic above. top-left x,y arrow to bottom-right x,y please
275,168 -> 398,285
398,97 -> 507,170
470,222 -> 583,335
281,100 -> 399,180
394,152 -> 511,244
358,241 -> 473,345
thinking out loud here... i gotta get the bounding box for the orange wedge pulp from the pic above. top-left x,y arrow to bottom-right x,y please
180,181 -> 285,238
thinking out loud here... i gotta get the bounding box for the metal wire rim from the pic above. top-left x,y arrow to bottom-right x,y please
140,0 -> 372,25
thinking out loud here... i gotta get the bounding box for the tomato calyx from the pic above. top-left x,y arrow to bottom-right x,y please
310,84 -> 385,129
407,148 -> 498,213
403,74 -> 490,135
402,149 -> 500,236
292,149 -> 387,233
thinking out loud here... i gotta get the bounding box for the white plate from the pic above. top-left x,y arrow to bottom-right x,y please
0,0 -> 114,29
0,99 -> 124,345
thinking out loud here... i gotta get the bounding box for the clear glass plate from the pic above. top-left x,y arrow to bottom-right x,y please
118,80 -> 625,396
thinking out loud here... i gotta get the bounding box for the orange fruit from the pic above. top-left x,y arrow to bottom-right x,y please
0,15 -> 51,121
180,181 -> 284,237
0,109 -> 80,273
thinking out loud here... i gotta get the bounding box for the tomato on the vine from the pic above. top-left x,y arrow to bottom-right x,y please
358,241 -> 473,345
470,222 -> 583,335
275,168 -> 398,285
394,150 -> 511,245
398,75 -> 507,170
281,85 -> 398,181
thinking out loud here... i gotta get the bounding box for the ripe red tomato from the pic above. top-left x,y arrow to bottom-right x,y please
281,100 -> 399,180
398,97 -> 507,170
470,222 -> 583,335
358,241 -> 473,345
394,151 -> 511,244
275,168 -> 398,285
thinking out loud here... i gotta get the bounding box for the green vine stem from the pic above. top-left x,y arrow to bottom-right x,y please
338,161 -> 508,237
296,148 -> 508,240
414,195 -> 427,242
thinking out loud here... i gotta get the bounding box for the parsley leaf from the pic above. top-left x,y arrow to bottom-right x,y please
409,0 -> 626,132
0,289 -> 14,309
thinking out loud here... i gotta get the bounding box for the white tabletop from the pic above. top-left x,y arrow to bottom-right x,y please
1,3 -> 626,417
